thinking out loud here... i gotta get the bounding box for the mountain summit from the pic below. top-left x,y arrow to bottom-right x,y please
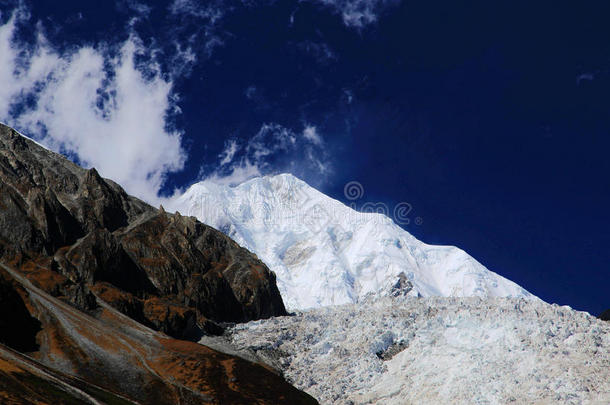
171,174 -> 535,310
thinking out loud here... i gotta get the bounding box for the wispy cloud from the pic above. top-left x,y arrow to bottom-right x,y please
245,85 -> 257,100
303,124 -> 322,145
218,139 -> 239,165
576,72 -> 594,86
169,0 -> 225,21
308,0 -> 400,28
120,0 -> 153,18
202,122 -> 331,186
297,40 -> 337,64
0,7 -> 186,203
168,0 -> 228,57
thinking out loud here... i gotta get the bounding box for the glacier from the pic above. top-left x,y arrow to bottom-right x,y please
169,173 -> 535,310
221,296 -> 610,404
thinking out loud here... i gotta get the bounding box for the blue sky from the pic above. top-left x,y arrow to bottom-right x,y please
0,0 -> 608,315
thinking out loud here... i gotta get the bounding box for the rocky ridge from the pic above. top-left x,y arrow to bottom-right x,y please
0,123 -> 315,404
0,123 -> 286,338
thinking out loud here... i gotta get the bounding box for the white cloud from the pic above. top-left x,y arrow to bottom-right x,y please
218,139 -> 240,165
309,0 -> 400,28
202,122 -> 331,186
0,12 -> 59,119
303,124 -> 322,145
248,123 -> 297,160
203,159 -> 262,186
0,9 -> 186,204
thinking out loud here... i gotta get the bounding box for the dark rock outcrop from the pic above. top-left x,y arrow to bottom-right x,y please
391,271 -> 414,297
0,272 -> 41,352
0,264 -> 317,404
0,123 -> 287,339
599,309 -> 610,321
0,123 -> 313,403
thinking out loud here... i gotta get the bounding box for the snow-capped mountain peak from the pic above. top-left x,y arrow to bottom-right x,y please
170,173 -> 535,310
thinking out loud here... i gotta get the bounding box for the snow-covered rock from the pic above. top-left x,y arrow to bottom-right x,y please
170,174 -> 535,310
223,296 -> 610,404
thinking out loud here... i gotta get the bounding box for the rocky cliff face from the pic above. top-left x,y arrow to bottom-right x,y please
0,123 -> 286,338
0,263 -> 315,405
0,123 -> 310,404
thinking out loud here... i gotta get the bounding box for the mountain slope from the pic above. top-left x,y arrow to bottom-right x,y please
171,174 -> 535,310
0,344 -> 134,405
0,262 -> 317,404
0,123 -> 315,403
0,122 -> 286,337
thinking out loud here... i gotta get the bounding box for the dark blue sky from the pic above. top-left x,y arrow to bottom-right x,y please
1,0 -> 608,315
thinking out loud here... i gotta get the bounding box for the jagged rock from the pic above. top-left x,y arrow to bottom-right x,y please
77,167 -> 131,232
55,228 -> 157,296
0,123 -> 287,336
391,271 -> 414,297
116,210 -> 287,322
375,340 -> 408,361
26,186 -> 83,253
0,181 -> 46,256
0,264 -> 317,404
0,123 -> 307,403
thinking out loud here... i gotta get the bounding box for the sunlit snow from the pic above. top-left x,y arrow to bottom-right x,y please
171,173 -> 535,310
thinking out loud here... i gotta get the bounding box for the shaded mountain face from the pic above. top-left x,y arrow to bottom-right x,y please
0,272 -> 41,352
0,263 -> 316,405
0,123 -> 311,404
600,309 -> 610,321
0,123 -> 286,338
